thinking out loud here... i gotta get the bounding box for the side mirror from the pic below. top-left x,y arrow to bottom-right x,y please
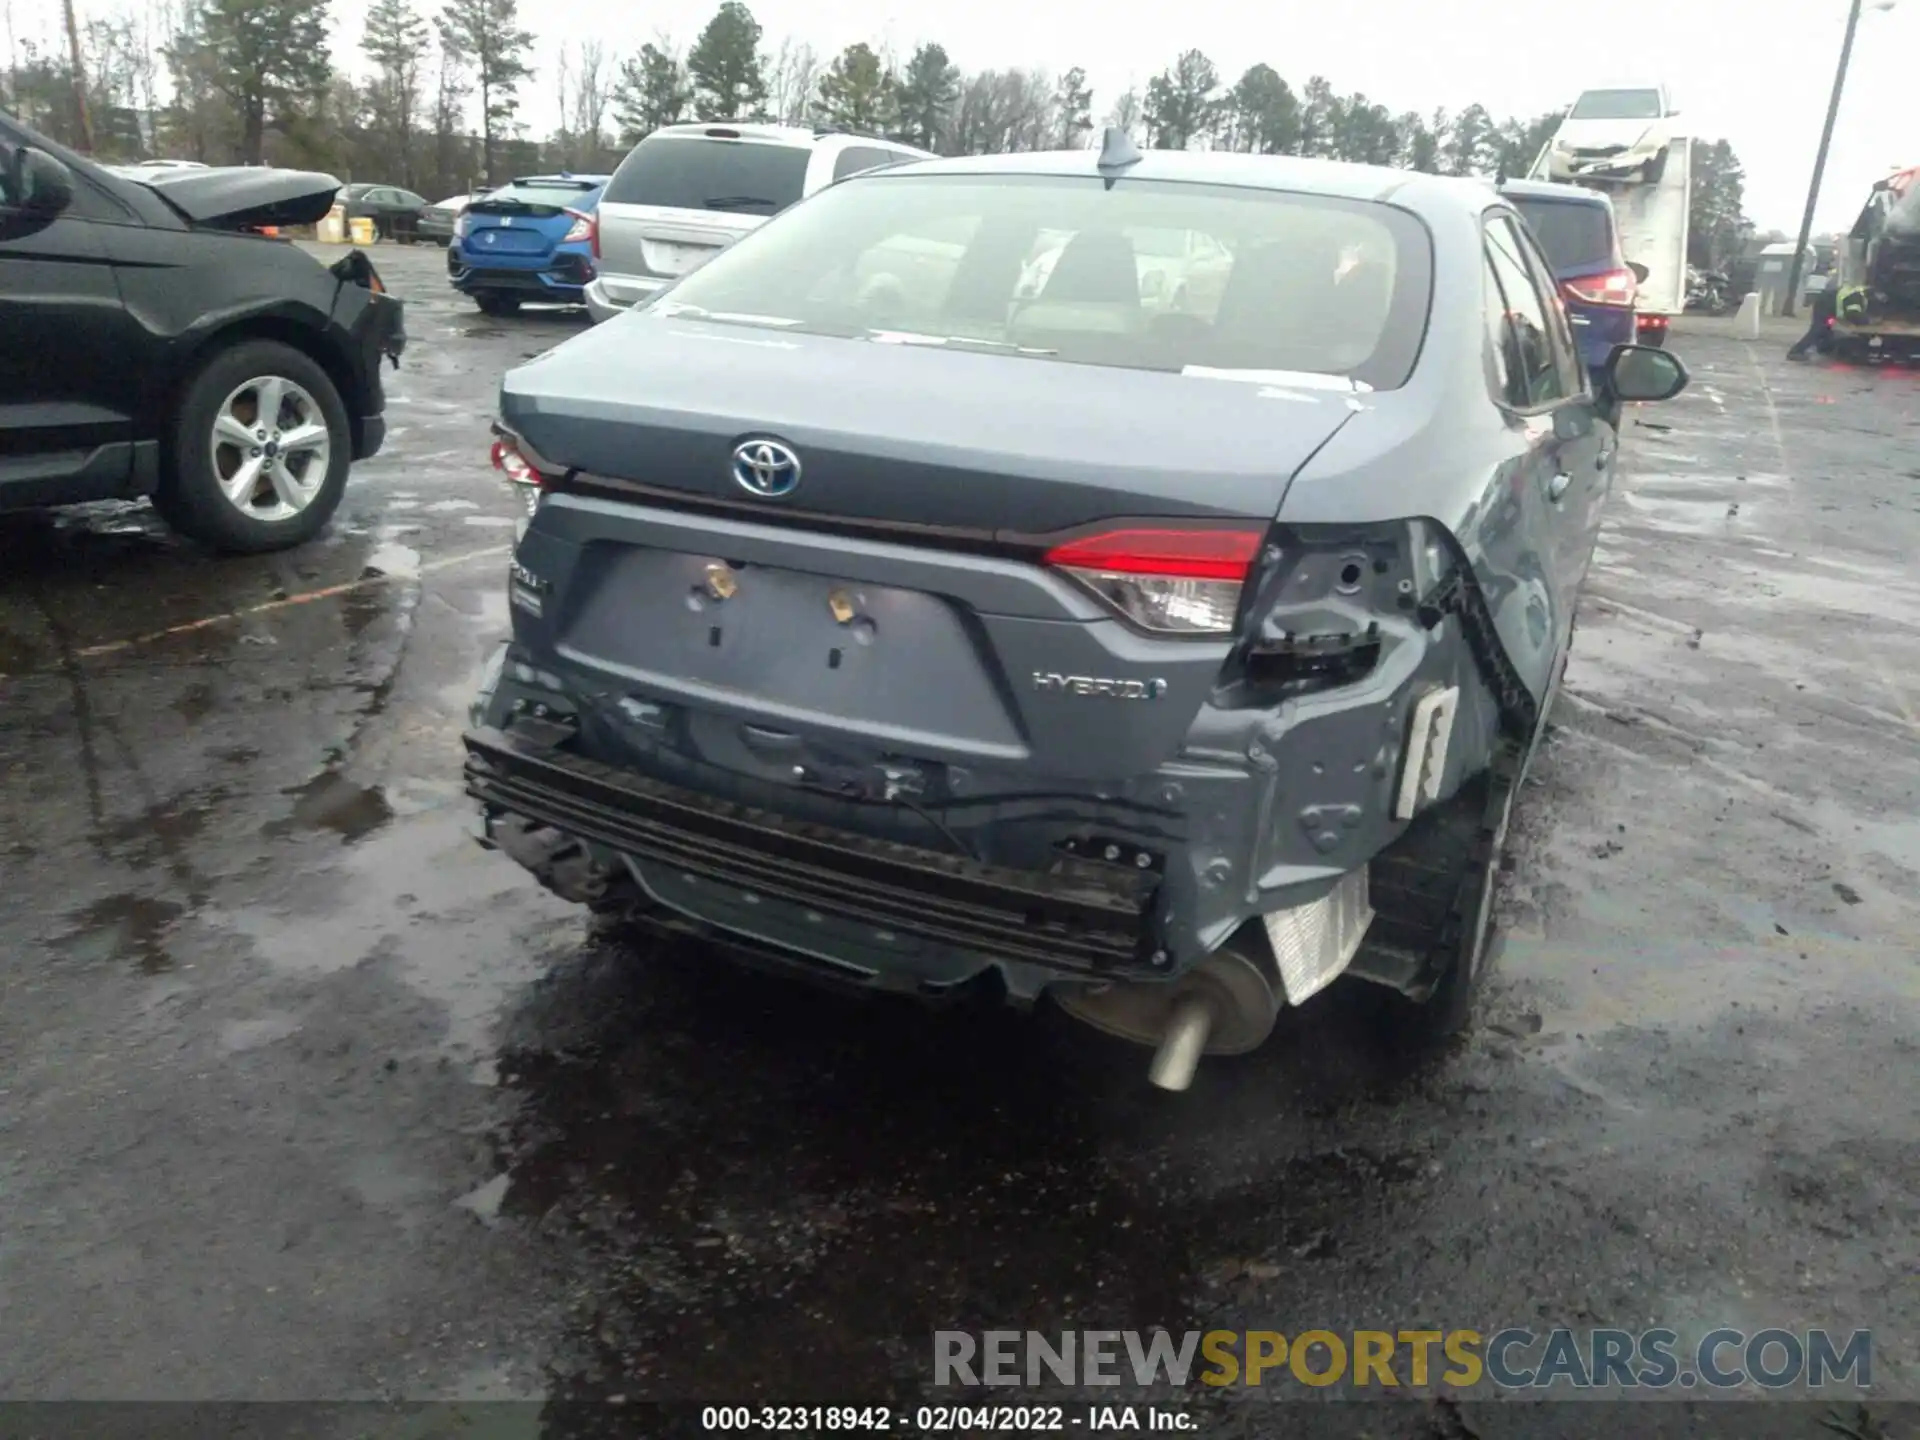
7,147 -> 76,217
1627,261 -> 1650,284
1606,343 -> 1689,403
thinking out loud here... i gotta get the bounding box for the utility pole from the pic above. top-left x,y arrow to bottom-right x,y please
62,0 -> 96,153
1784,0 -> 1899,317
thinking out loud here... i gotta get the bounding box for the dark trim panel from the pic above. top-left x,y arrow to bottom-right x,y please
0,441 -> 136,511
463,723 -> 1156,973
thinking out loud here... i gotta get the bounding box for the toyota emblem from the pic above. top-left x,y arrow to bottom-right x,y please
731,439 -> 802,497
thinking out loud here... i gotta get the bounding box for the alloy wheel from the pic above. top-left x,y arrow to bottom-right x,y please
209,375 -> 332,523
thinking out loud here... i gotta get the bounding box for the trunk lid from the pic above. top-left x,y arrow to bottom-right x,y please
465,199 -> 575,255
595,203 -> 762,281
594,130 -> 812,281
500,315 -> 1363,787
134,165 -> 341,230
501,311 -> 1359,536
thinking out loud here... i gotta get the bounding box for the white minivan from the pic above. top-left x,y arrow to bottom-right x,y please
585,122 -> 935,323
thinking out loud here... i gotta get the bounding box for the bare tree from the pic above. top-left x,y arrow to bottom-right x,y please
553,39 -> 571,152
767,36 -> 819,125
62,0 -> 95,150
131,0 -> 165,145
4,0 -> 17,111
431,37 -> 471,193
571,39 -> 608,159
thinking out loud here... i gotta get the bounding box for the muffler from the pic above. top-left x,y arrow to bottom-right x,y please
1055,941 -> 1283,1093
1055,869 -> 1374,1091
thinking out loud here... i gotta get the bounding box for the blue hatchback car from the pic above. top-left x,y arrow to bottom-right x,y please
449,174 -> 610,315
1499,179 -> 1642,387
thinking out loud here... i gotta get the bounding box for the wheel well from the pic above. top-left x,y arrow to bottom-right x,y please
159,319 -> 367,478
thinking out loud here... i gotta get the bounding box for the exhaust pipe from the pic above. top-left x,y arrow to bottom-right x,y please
1055,940 -> 1281,1091
1146,994 -> 1215,1092
1055,870 -> 1375,1089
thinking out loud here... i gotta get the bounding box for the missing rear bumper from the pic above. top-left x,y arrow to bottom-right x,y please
463,725 -> 1161,976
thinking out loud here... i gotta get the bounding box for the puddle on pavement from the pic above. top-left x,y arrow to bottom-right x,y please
0,625 -> 47,674
172,681 -> 218,722
99,790 -> 224,871
493,934 -> 1438,1404
61,894 -> 185,973
271,769 -> 394,842
365,537 -> 422,581
341,585 -> 390,639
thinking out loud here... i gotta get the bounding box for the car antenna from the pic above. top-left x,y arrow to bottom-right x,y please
1097,126 -> 1142,171
1096,126 -> 1142,190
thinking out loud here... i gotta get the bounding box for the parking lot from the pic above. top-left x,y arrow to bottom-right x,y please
2,241 -> 1917,1422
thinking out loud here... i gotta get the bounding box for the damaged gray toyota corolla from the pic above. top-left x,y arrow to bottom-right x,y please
463,133 -> 1690,1090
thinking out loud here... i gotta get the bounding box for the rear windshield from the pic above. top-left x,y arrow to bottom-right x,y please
1568,89 -> 1663,121
1509,198 -> 1616,274
603,135 -> 811,214
481,183 -> 599,211
648,173 -> 1433,390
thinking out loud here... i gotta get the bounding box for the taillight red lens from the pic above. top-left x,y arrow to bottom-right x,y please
1562,268 -> 1638,308
490,438 -> 540,486
1044,525 -> 1266,634
590,213 -> 600,258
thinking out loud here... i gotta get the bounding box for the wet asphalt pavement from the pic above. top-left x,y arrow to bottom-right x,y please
1,245 -> 1917,1431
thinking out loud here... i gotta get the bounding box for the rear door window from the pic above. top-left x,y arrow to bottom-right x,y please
1483,219 -> 1567,408
1509,198 -> 1615,274
604,136 -> 811,215
833,147 -> 903,181
1481,254 -> 1521,406
1495,214 -> 1585,396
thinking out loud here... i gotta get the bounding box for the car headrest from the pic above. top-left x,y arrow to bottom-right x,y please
1041,231 -> 1141,306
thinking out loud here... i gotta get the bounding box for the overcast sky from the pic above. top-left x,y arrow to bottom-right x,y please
12,0 -> 1918,230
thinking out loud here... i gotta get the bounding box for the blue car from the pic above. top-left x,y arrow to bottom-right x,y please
1498,179 -> 1642,387
448,174 -> 610,315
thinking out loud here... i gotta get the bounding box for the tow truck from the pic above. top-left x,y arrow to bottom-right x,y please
1824,164 -> 1920,364
1528,85 -> 1690,348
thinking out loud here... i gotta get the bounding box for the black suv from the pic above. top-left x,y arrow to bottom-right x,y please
1,112 -> 405,553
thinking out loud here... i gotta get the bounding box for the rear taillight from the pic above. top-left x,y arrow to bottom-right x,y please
490,438 -> 538,484
1638,313 -> 1669,332
1043,525 -> 1267,635
1562,268 -> 1638,308
490,431 -> 555,516
563,208 -> 594,246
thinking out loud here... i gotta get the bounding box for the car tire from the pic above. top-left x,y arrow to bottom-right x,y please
1373,750 -> 1520,1054
1638,330 -> 1666,350
1643,148 -> 1668,185
475,292 -> 522,316
154,340 -> 352,555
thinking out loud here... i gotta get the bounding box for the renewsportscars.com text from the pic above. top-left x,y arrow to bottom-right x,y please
933,1328 -> 1873,1391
